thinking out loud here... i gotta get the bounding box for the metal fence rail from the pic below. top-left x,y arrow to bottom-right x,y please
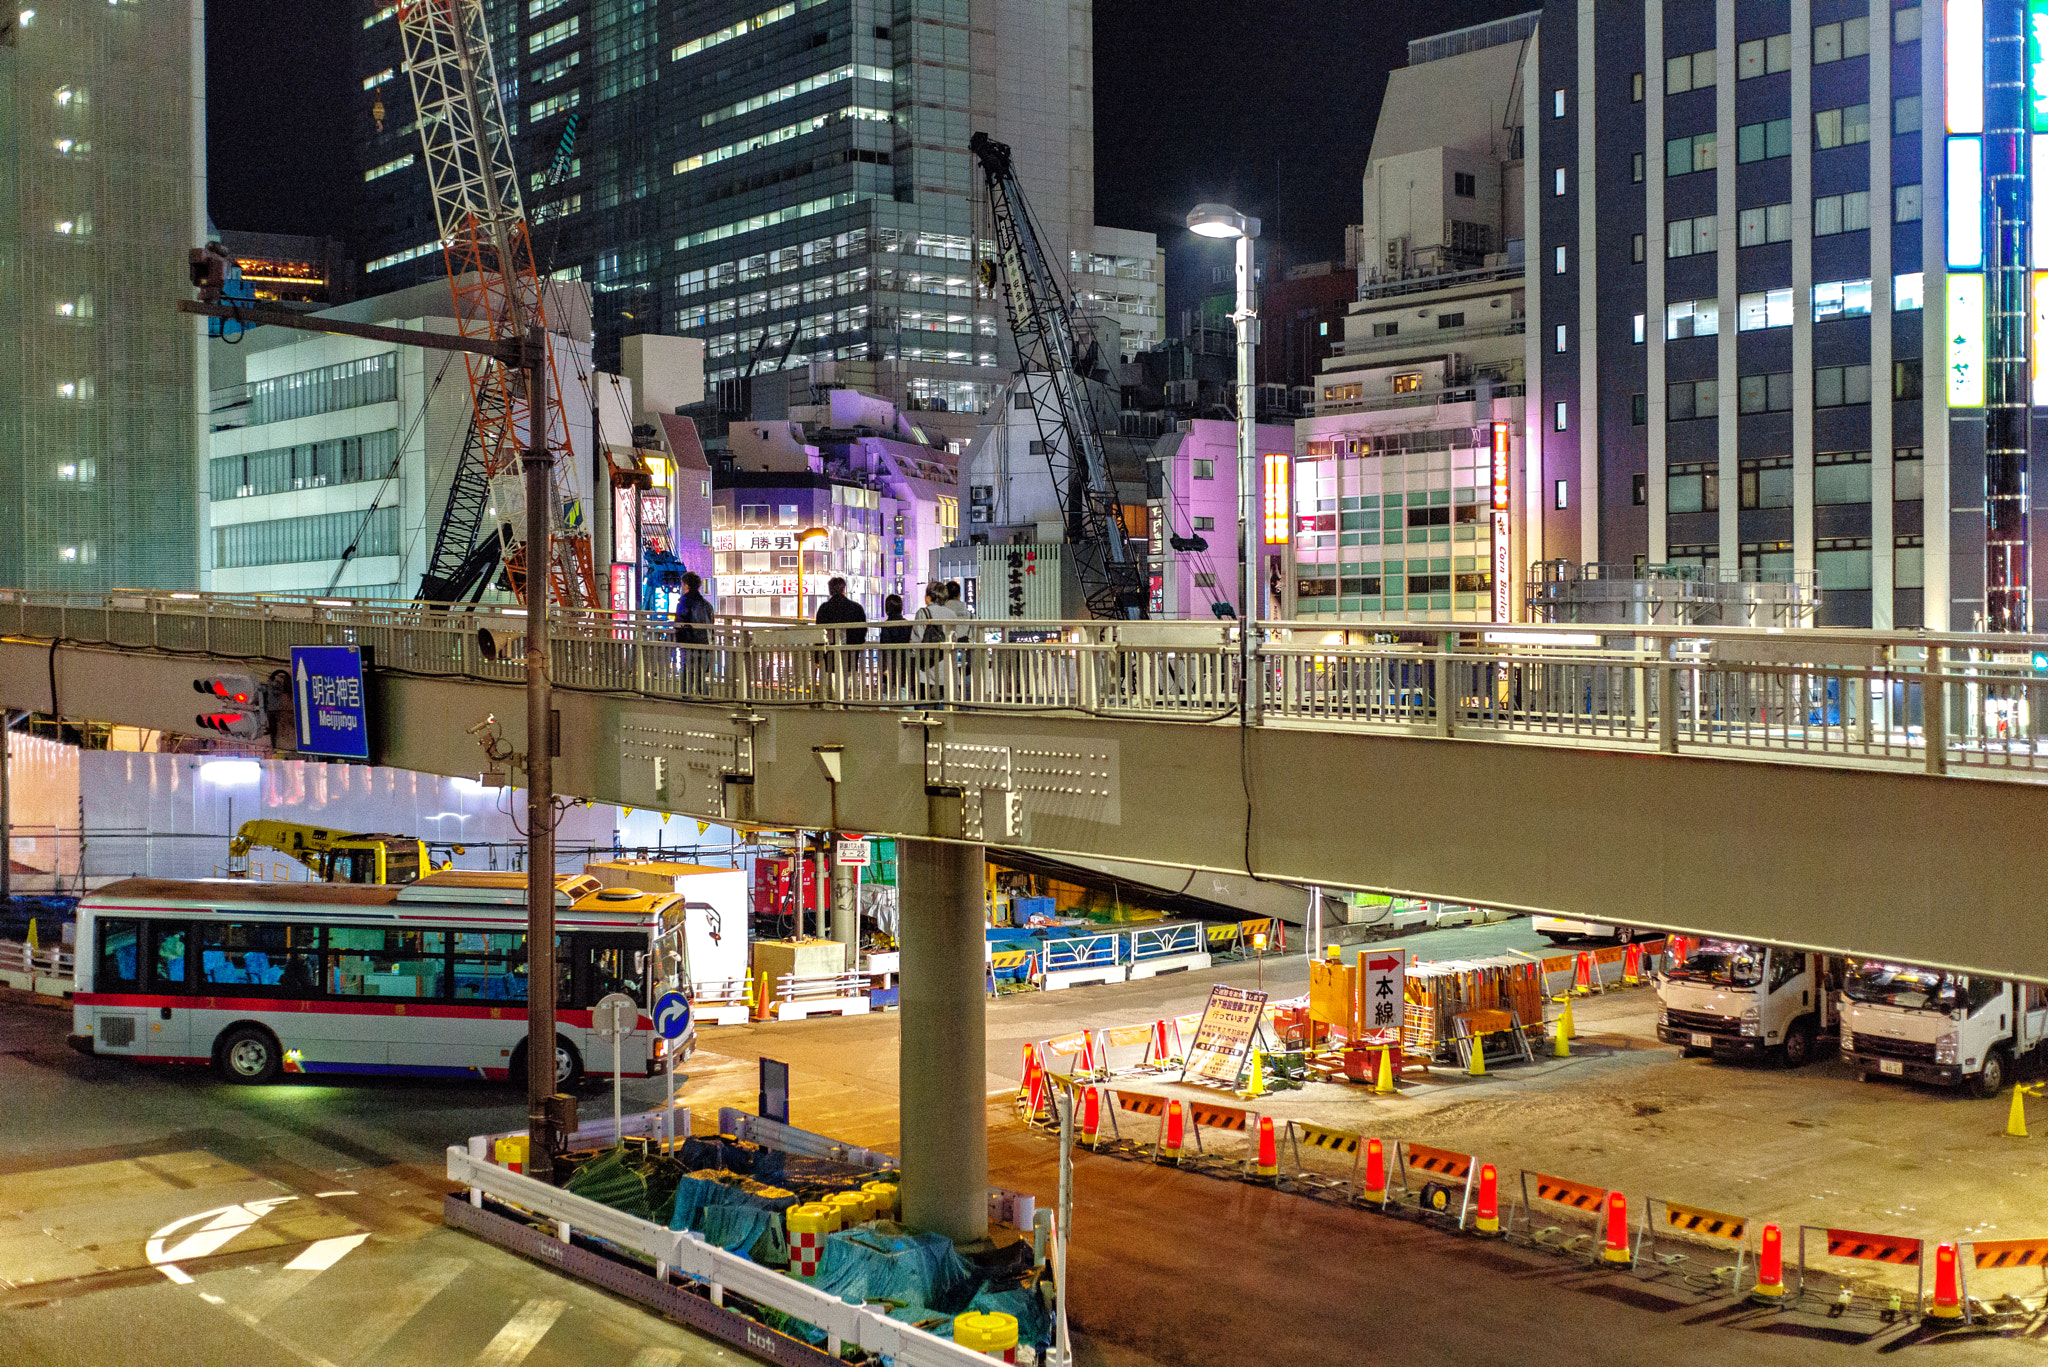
7,588 -> 2048,784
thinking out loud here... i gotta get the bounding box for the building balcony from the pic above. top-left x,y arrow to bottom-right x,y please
1329,316 -> 1526,361
1355,260 -> 1523,301
1314,379 -> 1525,418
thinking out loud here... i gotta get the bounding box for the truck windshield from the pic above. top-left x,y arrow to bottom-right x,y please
1668,940 -> 1764,987
1844,962 -> 2002,1013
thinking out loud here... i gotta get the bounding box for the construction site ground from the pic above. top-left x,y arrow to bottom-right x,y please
673,918 -> 2048,1363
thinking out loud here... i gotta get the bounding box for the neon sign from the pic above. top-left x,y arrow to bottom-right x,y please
2032,1 -> 2048,130
1949,0 -> 1985,133
1947,136 -> 1984,269
1948,273 -> 1987,408
1262,454 -> 1290,545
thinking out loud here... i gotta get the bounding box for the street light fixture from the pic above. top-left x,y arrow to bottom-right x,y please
1186,202 -> 1262,719
792,525 -> 829,618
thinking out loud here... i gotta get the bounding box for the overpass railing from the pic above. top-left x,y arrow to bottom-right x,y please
5,589 -> 2048,783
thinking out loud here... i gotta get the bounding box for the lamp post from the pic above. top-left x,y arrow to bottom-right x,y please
792,525 -> 829,618
1186,203 -> 1262,720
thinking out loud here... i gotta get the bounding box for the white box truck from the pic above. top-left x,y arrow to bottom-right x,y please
1654,940 -> 1840,1067
1532,916 -> 1646,944
1839,961 -> 2048,1096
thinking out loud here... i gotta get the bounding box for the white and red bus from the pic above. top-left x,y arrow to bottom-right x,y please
69,870 -> 695,1086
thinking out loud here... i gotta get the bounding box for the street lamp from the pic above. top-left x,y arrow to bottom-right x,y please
1186,202 -> 1262,720
792,525 -> 829,618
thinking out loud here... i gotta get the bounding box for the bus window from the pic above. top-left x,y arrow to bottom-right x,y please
454,931 -> 527,1003
97,919 -> 140,990
577,937 -> 647,1007
148,924 -> 188,991
325,928 -> 447,997
199,921 -> 319,990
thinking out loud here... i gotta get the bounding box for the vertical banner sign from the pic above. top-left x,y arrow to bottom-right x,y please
1490,421 -> 1512,622
2032,0 -> 2048,129
1360,948 -> 1408,1033
1950,273 -> 1988,407
1262,453 -> 1290,545
2035,274 -> 2048,405
1949,0 -> 1985,133
1948,137 -> 1985,269
1180,984 -> 1269,1086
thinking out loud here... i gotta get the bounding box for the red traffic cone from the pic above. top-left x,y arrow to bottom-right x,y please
1622,941 -> 1642,985
1020,1045 -> 1043,1112
1926,1242 -> 1964,1320
1752,1222 -> 1789,1300
1254,1116 -> 1279,1180
1363,1137 -> 1387,1204
1475,1163 -> 1500,1234
1161,1099 -> 1184,1163
1573,951 -> 1594,995
1081,1085 -> 1102,1147
1600,1190 -> 1632,1264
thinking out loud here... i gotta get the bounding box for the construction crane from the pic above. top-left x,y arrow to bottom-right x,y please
397,0 -> 596,608
970,131 -> 1147,619
228,820 -> 461,885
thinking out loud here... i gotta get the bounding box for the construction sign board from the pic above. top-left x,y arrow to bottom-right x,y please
1181,984 -> 1268,1087
1359,949 -> 1408,1033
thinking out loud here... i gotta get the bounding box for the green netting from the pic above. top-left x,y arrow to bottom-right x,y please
563,1147 -> 653,1221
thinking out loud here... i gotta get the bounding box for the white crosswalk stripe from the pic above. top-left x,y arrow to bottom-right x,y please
470,1298 -> 569,1367
627,1349 -> 686,1367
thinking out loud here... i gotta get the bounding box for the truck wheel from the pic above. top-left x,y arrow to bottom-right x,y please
1779,1021 -> 1815,1069
217,1026 -> 282,1085
1976,1048 -> 2009,1099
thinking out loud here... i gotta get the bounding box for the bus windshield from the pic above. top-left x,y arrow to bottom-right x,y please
1668,940 -> 1764,988
1843,962 -> 2002,1013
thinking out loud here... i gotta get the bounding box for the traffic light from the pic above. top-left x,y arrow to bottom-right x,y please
194,674 -> 266,738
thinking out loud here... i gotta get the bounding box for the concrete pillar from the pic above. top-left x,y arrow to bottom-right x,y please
832,858 -> 860,971
897,838 -> 988,1244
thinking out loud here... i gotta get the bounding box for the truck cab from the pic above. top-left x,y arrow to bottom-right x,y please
1655,940 -> 1837,1066
1840,962 -> 2047,1096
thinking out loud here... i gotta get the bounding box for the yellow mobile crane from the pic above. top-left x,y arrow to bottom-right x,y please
229,821 -> 459,885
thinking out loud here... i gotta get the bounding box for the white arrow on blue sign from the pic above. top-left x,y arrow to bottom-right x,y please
653,991 -> 692,1040
290,644 -> 371,761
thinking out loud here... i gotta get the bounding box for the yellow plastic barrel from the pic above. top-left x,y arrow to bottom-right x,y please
862,1180 -> 898,1217
954,1310 -> 1020,1358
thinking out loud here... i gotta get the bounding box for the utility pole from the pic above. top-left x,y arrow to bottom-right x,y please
521,323 -> 559,1184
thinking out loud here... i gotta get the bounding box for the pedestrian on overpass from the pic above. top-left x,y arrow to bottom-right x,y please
877,593 -> 913,699
914,583 -> 955,702
675,571 -> 715,694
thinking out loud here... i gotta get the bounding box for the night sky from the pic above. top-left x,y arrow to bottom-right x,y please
205,0 -> 1537,318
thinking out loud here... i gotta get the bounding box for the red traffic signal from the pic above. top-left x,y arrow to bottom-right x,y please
193,675 -> 265,738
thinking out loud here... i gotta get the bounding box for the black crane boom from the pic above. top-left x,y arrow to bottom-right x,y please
970,131 -> 1146,619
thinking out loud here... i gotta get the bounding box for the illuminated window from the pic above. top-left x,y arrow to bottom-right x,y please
1391,373 -> 1422,394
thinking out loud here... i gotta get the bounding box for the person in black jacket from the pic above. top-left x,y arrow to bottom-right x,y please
815,577 -> 868,643
876,592 -> 912,697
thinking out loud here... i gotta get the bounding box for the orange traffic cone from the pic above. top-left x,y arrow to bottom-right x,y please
1601,1191 -> 1632,1264
1161,1099 -> 1184,1163
1253,1116 -> 1279,1180
1363,1137 -> 1388,1204
1573,951 -> 1595,995
1081,1085 -> 1102,1147
1475,1162 -> 1500,1234
1622,941 -> 1642,985
1926,1242 -> 1964,1320
1752,1222 -> 1789,1300
1020,1045 -> 1043,1114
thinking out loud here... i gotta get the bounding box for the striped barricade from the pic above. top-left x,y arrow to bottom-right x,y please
1637,1197 -> 1754,1290
1796,1225 -> 1924,1316
1396,1142 -> 1477,1229
1504,1169 -> 1611,1254
1178,1099 -> 1255,1176
1114,1090 -> 1168,1158
1204,922 -> 1245,959
1286,1121 -> 1365,1198
986,949 -> 1035,995
1959,1234 -> 2048,1324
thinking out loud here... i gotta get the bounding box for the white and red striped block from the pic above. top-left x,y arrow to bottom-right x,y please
790,1230 -> 826,1278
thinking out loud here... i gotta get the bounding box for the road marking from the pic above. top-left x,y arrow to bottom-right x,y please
313,1190 -> 358,1198
145,1196 -> 298,1282
328,1255 -> 470,1363
284,1233 -> 369,1271
470,1298 -> 568,1367
629,1349 -> 685,1367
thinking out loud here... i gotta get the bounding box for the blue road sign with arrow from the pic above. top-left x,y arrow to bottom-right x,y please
290,645 -> 371,761
653,992 -> 692,1040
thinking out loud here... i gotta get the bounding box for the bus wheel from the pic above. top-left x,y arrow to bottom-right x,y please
218,1027 -> 282,1085
510,1036 -> 584,1091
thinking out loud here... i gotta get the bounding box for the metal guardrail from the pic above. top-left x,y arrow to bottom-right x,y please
7,587 -> 2048,784
1042,930 -> 1121,973
0,939 -> 74,991
1128,922 -> 1205,962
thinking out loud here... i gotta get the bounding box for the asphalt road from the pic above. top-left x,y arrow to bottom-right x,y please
2,916 -> 2043,1367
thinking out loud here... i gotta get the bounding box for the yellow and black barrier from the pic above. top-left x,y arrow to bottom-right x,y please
1796,1224 -> 1924,1319
1502,1168 -> 1612,1255
1395,1141 -> 1477,1229
1637,1196 -> 1755,1290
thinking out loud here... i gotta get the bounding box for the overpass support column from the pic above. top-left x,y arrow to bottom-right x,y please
897,838 -> 988,1244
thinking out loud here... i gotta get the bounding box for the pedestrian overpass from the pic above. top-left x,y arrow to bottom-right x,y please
5,590 -> 2045,983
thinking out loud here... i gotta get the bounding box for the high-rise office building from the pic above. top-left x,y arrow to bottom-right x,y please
0,1 -> 205,590
1528,0 -> 2036,631
351,0 -> 1148,454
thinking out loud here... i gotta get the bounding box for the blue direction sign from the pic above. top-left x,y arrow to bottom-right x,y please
653,992 -> 692,1041
290,645 -> 371,761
